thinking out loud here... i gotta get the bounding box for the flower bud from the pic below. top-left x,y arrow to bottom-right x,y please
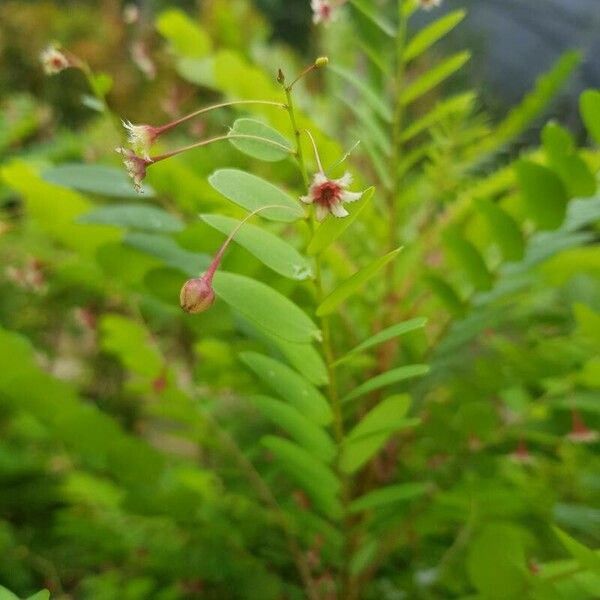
314,56 -> 329,68
179,276 -> 215,314
277,68 -> 285,85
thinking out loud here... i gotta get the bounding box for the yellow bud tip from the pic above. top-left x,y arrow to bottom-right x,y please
314,57 -> 329,68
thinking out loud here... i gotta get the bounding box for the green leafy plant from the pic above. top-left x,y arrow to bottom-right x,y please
1,1 -> 599,599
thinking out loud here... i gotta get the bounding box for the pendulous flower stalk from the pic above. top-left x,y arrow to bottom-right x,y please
122,100 -> 286,158
180,204 -> 296,314
116,133 -> 295,193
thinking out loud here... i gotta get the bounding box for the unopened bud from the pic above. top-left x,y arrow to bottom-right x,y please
277,68 -> 285,85
180,277 -> 215,314
314,56 -> 329,68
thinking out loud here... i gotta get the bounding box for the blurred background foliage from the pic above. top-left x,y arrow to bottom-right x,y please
0,1 -> 599,599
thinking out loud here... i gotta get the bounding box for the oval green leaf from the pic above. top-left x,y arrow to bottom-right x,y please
251,395 -> 336,462
443,230 -> 494,290
341,394 -> 413,473
400,52 -> 471,106
308,186 -> 374,255
228,118 -> 292,162
342,364 -> 430,404
580,89 -> 600,145
403,10 -> 466,62
240,352 -> 331,425
208,169 -> 304,222
43,164 -> 155,198
336,317 -> 427,365
350,482 -> 429,513
261,435 -> 341,518
476,199 -> 524,262
516,159 -> 568,230
213,272 -> 319,343
79,204 -> 184,233
317,247 -> 402,316
201,214 -> 313,280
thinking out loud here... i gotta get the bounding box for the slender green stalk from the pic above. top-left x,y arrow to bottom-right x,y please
199,404 -> 321,600
151,133 -> 296,162
284,86 -> 310,188
282,77 -> 353,598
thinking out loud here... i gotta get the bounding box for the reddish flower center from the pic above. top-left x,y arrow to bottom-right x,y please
314,180 -> 341,207
321,4 -> 332,18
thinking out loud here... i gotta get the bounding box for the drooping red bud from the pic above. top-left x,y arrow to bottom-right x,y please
179,277 -> 215,314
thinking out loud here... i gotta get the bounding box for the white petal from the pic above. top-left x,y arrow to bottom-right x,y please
335,172 -> 352,188
312,172 -> 328,186
315,204 -> 329,221
299,195 -> 313,205
330,202 -> 349,218
341,190 -> 363,204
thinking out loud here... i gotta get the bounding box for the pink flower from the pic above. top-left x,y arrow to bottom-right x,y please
40,45 -> 71,75
301,172 -> 362,221
566,409 -> 599,444
418,0 -> 442,11
180,277 -> 216,314
115,147 -> 152,193
122,121 -> 160,159
510,438 -> 534,465
311,0 -> 336,25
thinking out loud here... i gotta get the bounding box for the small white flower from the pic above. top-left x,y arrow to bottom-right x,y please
300,171 -> 363,221
115,147 -> 152,193
418,0 -> 442,11
122,120 -> 158,159
311,0 -> 337,25
40,45 -> 71,75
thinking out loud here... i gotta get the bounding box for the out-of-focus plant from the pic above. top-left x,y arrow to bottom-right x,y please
0,1 -> 599,599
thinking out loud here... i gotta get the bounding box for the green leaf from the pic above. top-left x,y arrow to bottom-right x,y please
349,0 -> 396,37
336,317 -> 427,365
350,482 -> 429,513
0,587 -> 20,600
156,9 -> 211,57
477,51 -> 581,155
26,592 -> 51,600
476,199 -> 524,262
213,272 -> 320,343
553,526 -> 600,574
261,436 -> 341,517
516,160 -> 568,230
124,232 -> 209,276
265,335 -> 329,387
341,394 -> 412,473
240,352 -> 331,425
467,523 -> 528,598
401,92 -> 475,142
342,365 -> 429,404
329,65 -> 393,122
250,395 -> 336,462
403,10 -> 466,62
308,187 -> 374,255
443,230 -> 494,290
200,214 -> 312,280
424,273 -> 465,316
580,90 -> 600,145
79,204 -> 184,233
42,164 -> 155,198
400,51 -> 471,106
317,247 -> 402,316
99,314 -> 164,379
228,118 -> 293,162
208,169 -> 304,222
542,123 -> 596,198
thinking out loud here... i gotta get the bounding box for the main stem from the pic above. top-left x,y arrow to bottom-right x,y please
282,79 -> 350,598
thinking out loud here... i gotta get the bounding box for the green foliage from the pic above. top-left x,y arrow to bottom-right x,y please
1,1 -> 599,599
